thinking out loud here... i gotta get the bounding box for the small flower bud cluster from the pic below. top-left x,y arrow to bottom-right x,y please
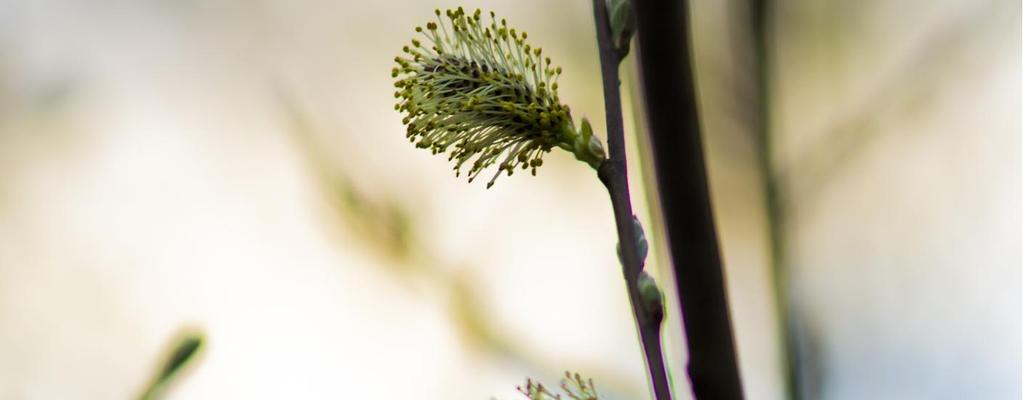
516,372 -> 599,400
393,7 -> 579,188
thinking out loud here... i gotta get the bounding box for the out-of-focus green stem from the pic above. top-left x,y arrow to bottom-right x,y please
748,1 -> 801,398
138,331 -> 204,400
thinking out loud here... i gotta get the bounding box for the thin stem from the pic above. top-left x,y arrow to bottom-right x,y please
591,1 -> 672,399
747,1 -> 802,399
630,0 -> 745,398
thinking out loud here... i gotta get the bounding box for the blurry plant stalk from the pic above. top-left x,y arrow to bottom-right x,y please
138,330 -> 204,400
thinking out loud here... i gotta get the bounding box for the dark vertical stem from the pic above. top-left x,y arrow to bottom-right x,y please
630,0 -> 745,398
591,1 -> 672,399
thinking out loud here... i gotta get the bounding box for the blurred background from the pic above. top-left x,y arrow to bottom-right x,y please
0,0 -> 1017,399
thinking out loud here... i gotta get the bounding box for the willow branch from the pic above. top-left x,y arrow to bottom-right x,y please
591,0 -> 672,399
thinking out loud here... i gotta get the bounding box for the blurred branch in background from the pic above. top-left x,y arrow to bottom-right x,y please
736,1 -> 1013,399
275,90 -> 643,400
742,0 -> 811,399
782,0 -> 1013,207
138,329 -> 205,400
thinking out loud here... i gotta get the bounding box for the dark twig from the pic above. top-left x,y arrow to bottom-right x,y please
630,0 -> 745,398
591,0 -> 672,399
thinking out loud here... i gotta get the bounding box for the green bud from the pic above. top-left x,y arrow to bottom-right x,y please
638,271 -> 664,324
633,215 -> 648,263
571,118 -> 607,169
607,0 -> 636,57
615,215 -> 648,266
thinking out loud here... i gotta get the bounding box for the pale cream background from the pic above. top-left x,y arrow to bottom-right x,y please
0,0 -> 1017,399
